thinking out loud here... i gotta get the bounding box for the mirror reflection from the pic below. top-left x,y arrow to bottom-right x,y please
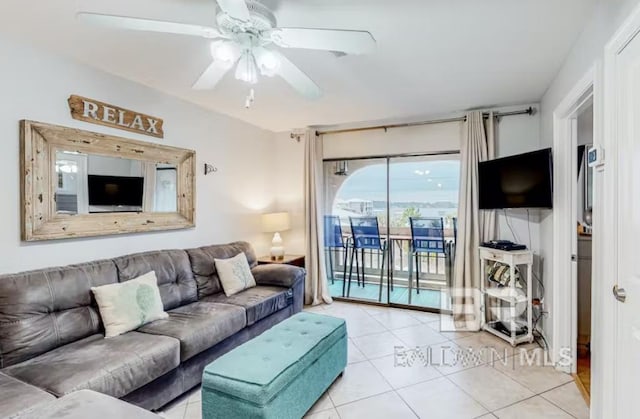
55,151 -> 177,215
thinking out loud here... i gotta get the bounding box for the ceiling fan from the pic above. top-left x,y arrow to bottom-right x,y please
77,0 -> 376,102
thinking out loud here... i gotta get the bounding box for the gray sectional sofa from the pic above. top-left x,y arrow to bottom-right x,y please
0,241 -> 305,417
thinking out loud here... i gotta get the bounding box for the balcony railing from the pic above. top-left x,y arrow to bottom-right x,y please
325,235 -> 456,289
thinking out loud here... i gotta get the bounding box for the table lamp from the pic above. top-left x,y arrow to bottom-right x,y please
261,212 -> 291,260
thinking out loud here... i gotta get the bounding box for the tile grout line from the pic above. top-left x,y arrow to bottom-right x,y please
440,365 -> 495,414
538,382 -> 584,419
489,394 -> 547,416
446,364 -> 552,414
331,388 -> 396,409
329,359 -> 392,409
473,360 -> 540,411
363,328 -> 450,390
320,302 -> 586,418
489,359 -> 575,396
391,389 -> 421,419
442,355 -> 577,417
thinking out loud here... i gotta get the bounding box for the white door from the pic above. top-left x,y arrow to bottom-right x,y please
612,13 -> 640,418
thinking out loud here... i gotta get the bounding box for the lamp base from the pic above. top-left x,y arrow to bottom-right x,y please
270,232 -> 285,260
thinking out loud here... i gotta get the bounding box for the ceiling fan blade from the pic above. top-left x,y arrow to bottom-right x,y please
216,0 -> 251,22
267,49 -> 322,99
270,28 -> 376,55
192,60 -> 234,90
77,12 -> 223,39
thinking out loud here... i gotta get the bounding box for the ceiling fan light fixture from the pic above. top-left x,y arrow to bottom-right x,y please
235,50 -> 258,84
210,41 -> 236,67
77,2 -> 377,100
255,49 -> 280,76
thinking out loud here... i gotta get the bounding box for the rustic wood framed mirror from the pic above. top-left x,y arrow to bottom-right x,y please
21,120 -> 195,241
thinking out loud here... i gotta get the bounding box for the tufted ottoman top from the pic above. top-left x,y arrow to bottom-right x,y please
202,312 -> 346,406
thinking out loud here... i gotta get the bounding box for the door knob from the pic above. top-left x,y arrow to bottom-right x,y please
613,284 -> 627,303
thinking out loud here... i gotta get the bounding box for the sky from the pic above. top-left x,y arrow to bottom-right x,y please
331,159 -> 460,204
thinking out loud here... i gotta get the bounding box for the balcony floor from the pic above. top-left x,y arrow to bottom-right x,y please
328,279 -> 449,310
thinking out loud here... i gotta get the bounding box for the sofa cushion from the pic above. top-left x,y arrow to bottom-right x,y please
92,271 -> 168,338
186,242 -> 257,298
113,250 -> 197,311
202,286 -> 293,326
137,302 -> 247,362
2,332 -> 179,399
0,259 -> 118,368
14,390 -> 162,419
0,372 -> 56,419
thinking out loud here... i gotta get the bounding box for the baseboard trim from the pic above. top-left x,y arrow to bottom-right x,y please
572,373 -> 591,406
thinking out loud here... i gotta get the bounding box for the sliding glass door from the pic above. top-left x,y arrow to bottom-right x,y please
388,155 -> 459,310
323,158 -> 389,304
323,153 -> 459,312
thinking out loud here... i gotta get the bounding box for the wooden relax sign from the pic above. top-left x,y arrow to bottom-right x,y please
68,95 -> 164,138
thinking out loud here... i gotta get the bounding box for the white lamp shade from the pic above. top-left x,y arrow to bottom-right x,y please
262,212 -> 291,233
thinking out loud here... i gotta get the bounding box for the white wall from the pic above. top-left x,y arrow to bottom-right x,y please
537,0 -> 639,351
0,35 -> 278,274
87,155 -> 143,177
323,121 -> 463,159
273,132 -> 306,255
493,106 -> 543,257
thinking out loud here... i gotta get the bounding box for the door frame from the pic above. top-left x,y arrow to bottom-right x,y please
598,5 -> 640,417
552,66 -> 597,378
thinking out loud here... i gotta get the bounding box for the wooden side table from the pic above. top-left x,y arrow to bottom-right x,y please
257,255 -> 305,268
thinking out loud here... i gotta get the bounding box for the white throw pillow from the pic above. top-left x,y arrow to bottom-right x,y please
215,252 -> 256,297
91,271 -> 168,338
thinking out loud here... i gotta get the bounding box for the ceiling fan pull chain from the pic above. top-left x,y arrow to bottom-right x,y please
245,88 -> 255,109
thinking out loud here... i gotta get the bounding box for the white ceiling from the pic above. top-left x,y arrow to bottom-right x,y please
0,0 -> 597,132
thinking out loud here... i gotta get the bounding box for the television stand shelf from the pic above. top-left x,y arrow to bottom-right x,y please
479,247 -> 534,347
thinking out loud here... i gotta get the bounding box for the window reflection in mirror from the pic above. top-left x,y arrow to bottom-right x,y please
54,151 -> 178,214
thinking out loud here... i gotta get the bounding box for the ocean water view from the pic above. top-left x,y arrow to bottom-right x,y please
327,158 -> 460,227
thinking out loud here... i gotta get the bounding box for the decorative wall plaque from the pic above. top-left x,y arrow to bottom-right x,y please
68,95 -> 164,138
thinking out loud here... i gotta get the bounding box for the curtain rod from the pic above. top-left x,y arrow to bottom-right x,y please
314,106 -> 534,137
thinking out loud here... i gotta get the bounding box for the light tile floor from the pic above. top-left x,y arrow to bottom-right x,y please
159,301 -> 589,419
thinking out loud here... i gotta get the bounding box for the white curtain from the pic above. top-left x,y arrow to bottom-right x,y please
304,129 -> 333,306
453,111 -> 496,331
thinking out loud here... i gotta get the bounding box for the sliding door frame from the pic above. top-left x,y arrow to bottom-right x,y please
324,150 -> 459,314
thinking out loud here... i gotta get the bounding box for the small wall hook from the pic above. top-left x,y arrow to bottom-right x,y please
204,163 -> 218,175
290,130 -> 305,142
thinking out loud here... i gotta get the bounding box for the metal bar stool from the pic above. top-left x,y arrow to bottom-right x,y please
348,216 -> 387,302
408,217 -> 446,304
323,216 -> 350,294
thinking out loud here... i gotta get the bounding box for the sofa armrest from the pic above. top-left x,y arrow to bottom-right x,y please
252,264 -> 305,313
251,264 -> 305,288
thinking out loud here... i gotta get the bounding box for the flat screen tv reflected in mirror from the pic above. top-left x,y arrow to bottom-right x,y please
88,175 -> 144,211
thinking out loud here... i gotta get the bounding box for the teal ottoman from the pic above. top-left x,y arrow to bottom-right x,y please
202,312 -> 347,419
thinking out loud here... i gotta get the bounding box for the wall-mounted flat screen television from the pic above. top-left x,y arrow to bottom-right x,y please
88,175 -> 144,207
478,148 -> 553,209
